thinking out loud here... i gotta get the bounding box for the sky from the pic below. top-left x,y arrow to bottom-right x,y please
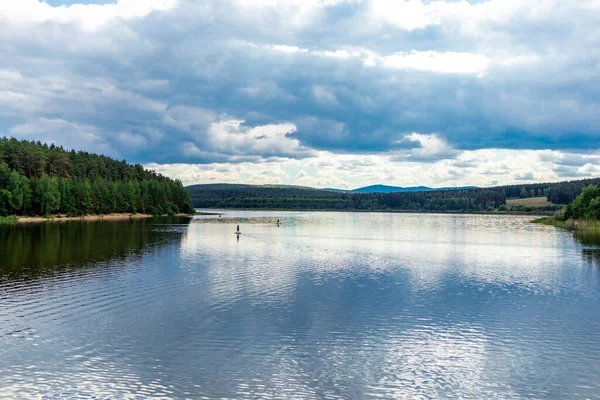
1,0 -> 599,189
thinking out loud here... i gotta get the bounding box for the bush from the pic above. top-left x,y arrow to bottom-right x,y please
0,215 -> 18,225
554,208 -> 566,221
565,185 -> 600,220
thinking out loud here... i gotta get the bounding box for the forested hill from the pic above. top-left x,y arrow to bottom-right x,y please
187,178 -> 600,212
0,137 -> 194,216
186,183 -> 506,211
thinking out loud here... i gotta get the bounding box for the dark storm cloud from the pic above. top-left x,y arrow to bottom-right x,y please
1,0 -> 600,165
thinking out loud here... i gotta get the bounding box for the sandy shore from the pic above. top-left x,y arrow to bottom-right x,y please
17,213 -> 192,223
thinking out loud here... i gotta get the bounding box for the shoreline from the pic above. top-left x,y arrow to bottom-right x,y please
16,213 -> 193,224
6,209 -> 553,224
197,208 -> 554,216
532,217 -> 600,231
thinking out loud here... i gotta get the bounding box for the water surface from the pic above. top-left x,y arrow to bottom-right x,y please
1,212 -> 600,399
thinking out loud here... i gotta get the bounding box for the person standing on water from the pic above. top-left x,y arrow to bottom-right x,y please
237,225 -> 240,232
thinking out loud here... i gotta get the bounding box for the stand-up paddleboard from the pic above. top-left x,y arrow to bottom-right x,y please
234,231 -> 242,235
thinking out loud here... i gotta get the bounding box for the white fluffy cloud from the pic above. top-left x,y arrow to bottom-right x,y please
146,147 -> 573,189
0,0 -> 177,29
203,119 -> 312,159
379,51 -> 491,76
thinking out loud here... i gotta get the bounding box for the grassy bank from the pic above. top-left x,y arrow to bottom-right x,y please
531,217 -> 568,228
0,215 -> 18,225
532,217 -> 600,231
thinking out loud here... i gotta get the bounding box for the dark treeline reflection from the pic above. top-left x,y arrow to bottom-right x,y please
575,230 -> 600,266
0,217 -> 190,280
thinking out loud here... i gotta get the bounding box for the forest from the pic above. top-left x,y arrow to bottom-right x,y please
187,177 -> 600,213
0,137 -> 194,217
186,184 -> 507,212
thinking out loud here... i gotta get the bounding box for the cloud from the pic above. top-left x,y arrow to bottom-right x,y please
312,85 -> 340,106
553,165 -> 582,178
1,0 -> 599,186
514,172 -> 535,181
162,106 -> 217,134
9,117 -> 116,156
391,133 -> 460,163
539,151 -> 600,168
553,163 -> 600,178
207,120 -> 312,159
379,51 -> 490,76
0,0 -> 177,30
173,118 -> 314,162
117,132 -> 148,148
295,170 -> 308,179
269,44 -> 309,54
240,81 -> 296,102
147,148 -> 566,189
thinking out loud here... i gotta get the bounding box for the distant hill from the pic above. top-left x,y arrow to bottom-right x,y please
325,184 -> 477,193
188,183 -> 476,195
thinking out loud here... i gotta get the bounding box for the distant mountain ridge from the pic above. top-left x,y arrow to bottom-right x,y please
325,184 -> 478,193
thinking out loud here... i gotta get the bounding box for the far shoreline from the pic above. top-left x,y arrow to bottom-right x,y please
196,208 -> 554,216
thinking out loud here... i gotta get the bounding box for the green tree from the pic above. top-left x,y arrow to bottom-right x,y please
58,178 -> 76,215
586,198 -> 600,220
0,189 -> 12,216
565,185 -> 600,220
520,188 -> 528,198
33,174 -> 60,215
74,179 -> 93,214
7,171 -> 31,214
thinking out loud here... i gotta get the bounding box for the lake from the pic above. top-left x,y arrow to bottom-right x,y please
1,212 -> 600,399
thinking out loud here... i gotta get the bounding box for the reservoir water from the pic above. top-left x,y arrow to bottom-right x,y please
1,212 -> 600,399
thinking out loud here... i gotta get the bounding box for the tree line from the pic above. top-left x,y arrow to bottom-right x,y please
186,184 -> 506,212
564,185 -> 600,221
494,178 -> 600,204
187,178 -> 600,213
0,137 -> 194,217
